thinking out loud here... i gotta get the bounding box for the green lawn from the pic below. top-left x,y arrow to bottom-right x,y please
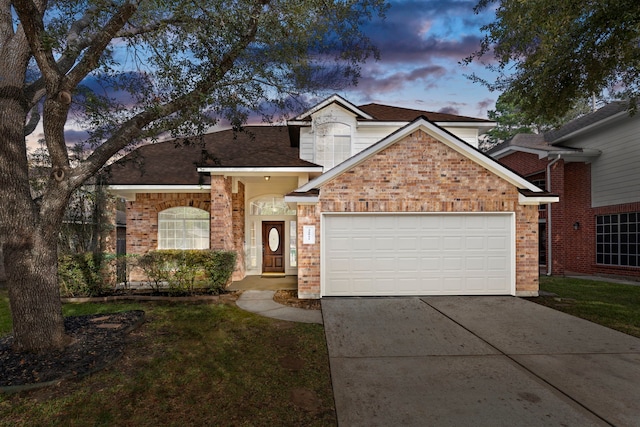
534,276 -> 640,338
0,290 -> 335,426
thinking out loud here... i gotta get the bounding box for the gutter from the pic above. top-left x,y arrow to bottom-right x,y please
546,155 -> 562,276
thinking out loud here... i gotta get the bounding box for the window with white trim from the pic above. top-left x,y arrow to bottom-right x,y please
596,213 -> 639,267
158,207 -> 210,250
315,122 -> 351,170
531,178 -> 547,211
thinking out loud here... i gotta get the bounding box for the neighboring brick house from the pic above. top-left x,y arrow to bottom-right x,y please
108,95 -> 556,298
489,101 -> 640,281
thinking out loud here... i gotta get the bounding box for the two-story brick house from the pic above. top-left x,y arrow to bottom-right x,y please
489,101 -> 640,281
108,95 -> 556,298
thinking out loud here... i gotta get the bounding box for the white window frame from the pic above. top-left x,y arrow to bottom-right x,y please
158,206 -> 210,250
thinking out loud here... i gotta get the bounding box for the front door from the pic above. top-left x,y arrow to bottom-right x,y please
262,221 -> 285,274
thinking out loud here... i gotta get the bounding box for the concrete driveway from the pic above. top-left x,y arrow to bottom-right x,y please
321,296 -> 640,426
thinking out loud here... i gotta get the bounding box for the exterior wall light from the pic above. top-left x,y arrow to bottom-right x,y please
264,176 -> 270,181
573,221 -> 580,230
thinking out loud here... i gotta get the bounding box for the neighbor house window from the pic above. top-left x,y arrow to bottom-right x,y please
596,213 -> 639,267
158,207 -> 210,250
531,178 -> 547,211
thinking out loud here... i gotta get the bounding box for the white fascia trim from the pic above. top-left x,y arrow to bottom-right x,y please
518,193 -> 559,205
552,111 -> 629,143
491,146 -> 601,162
490,145 -> 553,160
108,185 -> 210,192
287,120 -> 312,126
197,167 -> 323,174
292,94 -> 374,121
283,195 -> 319,204
295,119 -> 543,193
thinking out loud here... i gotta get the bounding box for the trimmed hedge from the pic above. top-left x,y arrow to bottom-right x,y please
136,250 -> 237,295
58,250 -> 236,297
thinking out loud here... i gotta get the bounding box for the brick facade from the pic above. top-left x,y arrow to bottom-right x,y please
232,181 -> 246,280
125,193 -> 211,280
297,130 -> 540,298
498,151 -> 547,177
126,193 -> 211,256
210,176 -> 234,251
499,151 -> 640,281
124,183 -> 246,282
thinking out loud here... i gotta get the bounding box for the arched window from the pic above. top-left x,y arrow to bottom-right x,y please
249,195 -> 296,216
158,207 -> 210,249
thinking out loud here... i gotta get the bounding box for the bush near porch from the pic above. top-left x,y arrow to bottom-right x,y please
58,250 -> 237,297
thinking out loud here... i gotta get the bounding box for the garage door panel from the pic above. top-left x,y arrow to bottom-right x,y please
465,236 -> 485,250
443,256 -> 463,270
443,236 -> 463,250
323,214 -> 514,296
488,236 -> 508,250
420,236 -> 441,250
397,236 -> 419,251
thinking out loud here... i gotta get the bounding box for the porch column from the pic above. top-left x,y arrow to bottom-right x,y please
232,181 -> 246,280
210,176 -> 234,251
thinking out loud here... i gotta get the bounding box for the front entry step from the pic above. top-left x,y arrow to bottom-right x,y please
261,272 -> 286,278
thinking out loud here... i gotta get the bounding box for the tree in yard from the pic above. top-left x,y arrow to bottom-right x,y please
0,0 -> 387,352
480,92 -> 597,151
466,0 -> 640,124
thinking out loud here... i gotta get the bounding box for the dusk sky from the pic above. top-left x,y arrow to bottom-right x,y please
339,0 -> 499,119
28,1 -> 500,149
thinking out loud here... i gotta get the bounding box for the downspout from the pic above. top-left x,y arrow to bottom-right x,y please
546,155 -> 562,276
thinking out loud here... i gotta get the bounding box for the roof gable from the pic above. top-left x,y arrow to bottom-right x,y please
293,118 -> 543,194
293,94 -> 373,121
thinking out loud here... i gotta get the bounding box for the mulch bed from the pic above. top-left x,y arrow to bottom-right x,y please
273,290 -> 321,310
0,311 -> 144,391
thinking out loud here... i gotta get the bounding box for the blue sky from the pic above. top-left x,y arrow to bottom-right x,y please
337,0 -> 498,118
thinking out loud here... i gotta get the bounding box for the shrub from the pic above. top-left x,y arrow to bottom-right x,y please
59,250 -> 237,297
137,250 -> 236,295
58,252 -> 110,297
137,251 -> 172,292
104,253 -> 139,291
201,251 -> 237,294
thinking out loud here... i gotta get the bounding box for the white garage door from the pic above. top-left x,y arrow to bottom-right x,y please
323,213 -> 514,296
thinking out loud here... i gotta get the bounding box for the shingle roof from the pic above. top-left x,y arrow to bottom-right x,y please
545,101 -> 629,143
105,126 -> 318,186
357,103 -> 493,123
487,132 -> 583,156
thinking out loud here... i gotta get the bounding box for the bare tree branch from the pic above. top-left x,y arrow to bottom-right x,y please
12,0 -> 62,88
64,2 -> 138,90
72,0 -> 267,186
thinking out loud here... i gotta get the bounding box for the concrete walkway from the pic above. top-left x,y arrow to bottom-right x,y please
235,290 -> 323,324
322,296 -> 640,426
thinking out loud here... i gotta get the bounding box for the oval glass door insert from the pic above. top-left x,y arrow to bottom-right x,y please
268,227 -> 280,252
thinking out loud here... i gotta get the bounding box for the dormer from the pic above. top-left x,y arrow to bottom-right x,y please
289,94 -> 495,171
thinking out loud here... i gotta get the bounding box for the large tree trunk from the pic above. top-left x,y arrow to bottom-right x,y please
0,85 -> 68,353
5,228 -> 68,352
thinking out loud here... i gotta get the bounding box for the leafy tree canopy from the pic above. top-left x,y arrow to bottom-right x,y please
480,91 -> 597,150
466,0 -> 640,123
0,0 -> 387,352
